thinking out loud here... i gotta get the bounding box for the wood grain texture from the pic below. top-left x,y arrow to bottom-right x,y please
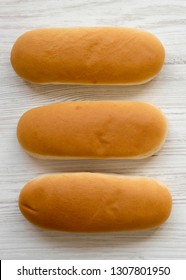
0,0 -> 186,260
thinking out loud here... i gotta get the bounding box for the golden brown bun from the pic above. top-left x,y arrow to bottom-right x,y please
19,173 -> 172,232
11,27 -> 165,84
17,101 -> 167,159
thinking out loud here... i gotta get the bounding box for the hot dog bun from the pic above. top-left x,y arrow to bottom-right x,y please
11,27 -> 165,84
19,173 -> 172,232
17,101 -> 167,159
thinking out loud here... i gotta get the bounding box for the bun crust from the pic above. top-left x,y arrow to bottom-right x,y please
17,101 -> 167,159
19,173 -> 172,232
11,27 -> 165,84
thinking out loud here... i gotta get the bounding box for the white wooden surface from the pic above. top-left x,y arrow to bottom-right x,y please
0,0 -> 186,260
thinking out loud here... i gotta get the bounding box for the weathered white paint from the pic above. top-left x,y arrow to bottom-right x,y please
0,0 -> 186,259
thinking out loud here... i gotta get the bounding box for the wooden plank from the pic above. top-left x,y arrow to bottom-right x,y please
0,0 -> 186,259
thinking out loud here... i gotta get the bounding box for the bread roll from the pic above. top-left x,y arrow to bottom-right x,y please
17,101 -> 167,159
11,27 -> 165,84
19,173 -> 172,232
